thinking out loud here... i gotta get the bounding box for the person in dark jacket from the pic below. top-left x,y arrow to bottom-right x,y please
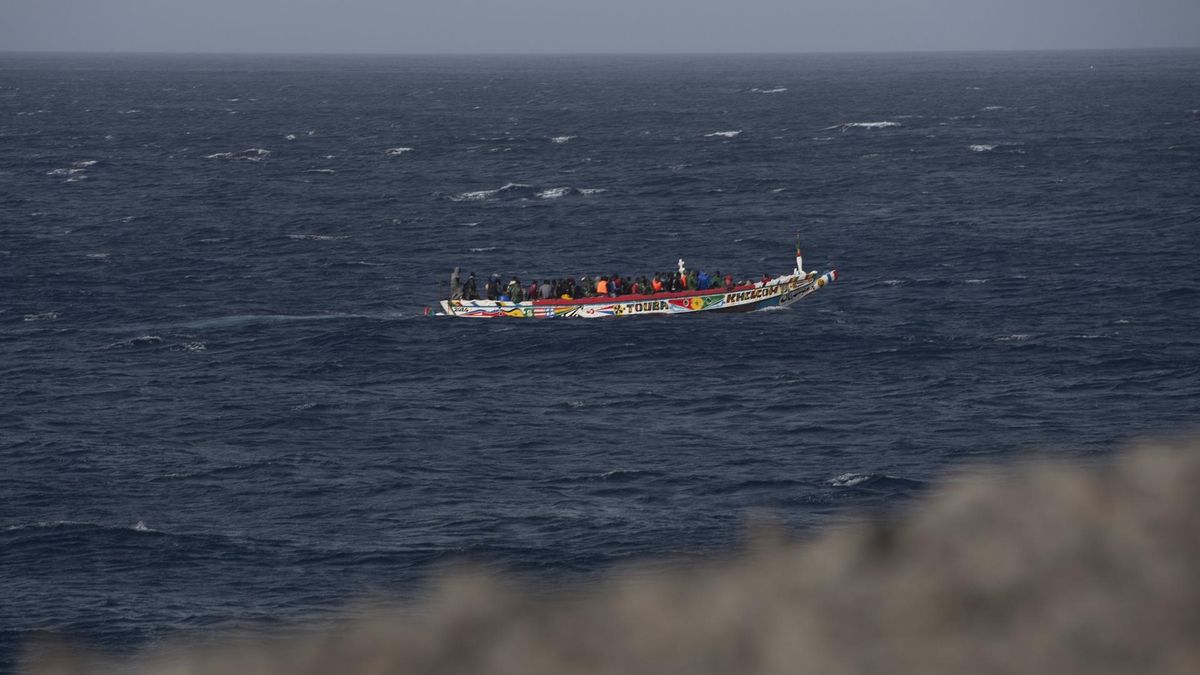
449,267 -> 462,300
463,273 -> 478,300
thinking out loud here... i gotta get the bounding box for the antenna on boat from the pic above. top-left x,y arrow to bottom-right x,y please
794,231 -> 806,276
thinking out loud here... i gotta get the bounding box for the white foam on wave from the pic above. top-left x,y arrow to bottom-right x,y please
47,159 -> 98,180
996,334 -> 1030,342
538,187 -> 571,199
104,335 -> 164,349
965,278 -> 988,284
24,311 -> 60,322
826,121 -> 901,131
969,144 -> 997,152
304,168 -> 336,174
982,106 -> 1006,111
287,233 -> 348,241
705,130 -> 742,138
205,148 -> 270,161
450,182 -> 530,202
85,252 -> 110,259
831,472 -> 873,487
285,133 -> 297,140
812,136 -> 835,142
386,147 -> 413,156
470,246 -> 499,252
550,136 -> 575,144
578,188 -> 606,195
750,87 -> 787,94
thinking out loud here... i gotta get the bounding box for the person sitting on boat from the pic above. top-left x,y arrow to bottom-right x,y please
610,274 -> 623,296
463,273 -> 479,300
450,267 -> 463,300
724,272 -> 734,289
688,270 -> 698,290
595,276 -> 609,296
539,279 -> 553,300
651,274 -> 663,293
697,270 -> 710,290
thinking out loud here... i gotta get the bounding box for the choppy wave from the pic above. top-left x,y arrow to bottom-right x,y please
705,130 -> 742,138
23,311 -> 60,322
968,144 -> 997,152
205,148 -> 270,161
449,183 -> 603,202
451,182 -> 530,201
386,147 -> 413,156
826,121 -> 901,131
46,159 -> 97,181
287,233 -> 349,241
750,87 -> 787,94
103,335 -> 165,349
537,186 -> 606,199
550,136 -> 575,144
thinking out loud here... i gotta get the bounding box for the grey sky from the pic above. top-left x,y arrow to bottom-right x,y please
2,0 -> 1198,54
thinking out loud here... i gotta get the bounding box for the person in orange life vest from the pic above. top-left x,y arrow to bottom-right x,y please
595,276 -> 609,295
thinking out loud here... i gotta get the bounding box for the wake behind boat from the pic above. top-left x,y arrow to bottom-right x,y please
435,238 -> 837,319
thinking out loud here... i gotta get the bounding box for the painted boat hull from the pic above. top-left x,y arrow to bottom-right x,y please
438,270 -> 837,319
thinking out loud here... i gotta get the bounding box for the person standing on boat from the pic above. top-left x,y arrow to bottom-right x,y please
506,277 -> 523,302
450,267 -> 462,300
463,272 -> 478,300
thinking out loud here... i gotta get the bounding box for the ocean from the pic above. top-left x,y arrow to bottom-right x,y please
2,50 -> 1198,669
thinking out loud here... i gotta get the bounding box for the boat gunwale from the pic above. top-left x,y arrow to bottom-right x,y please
460,275 -> 806,308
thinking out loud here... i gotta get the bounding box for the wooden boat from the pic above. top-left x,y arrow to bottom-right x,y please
436,241 -> 836,319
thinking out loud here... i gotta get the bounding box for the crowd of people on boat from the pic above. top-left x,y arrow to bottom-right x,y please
449,267 -> 757,302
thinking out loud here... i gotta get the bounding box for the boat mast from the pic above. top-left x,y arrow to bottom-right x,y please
794,231 -> 806,276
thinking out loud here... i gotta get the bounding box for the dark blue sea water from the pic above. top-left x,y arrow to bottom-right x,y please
2,50 -> 1199,669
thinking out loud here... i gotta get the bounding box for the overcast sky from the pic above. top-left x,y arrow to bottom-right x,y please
2,0 -> 1198,54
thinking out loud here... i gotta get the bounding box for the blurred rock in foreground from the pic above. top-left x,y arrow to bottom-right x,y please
28,440 -> 1200,675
